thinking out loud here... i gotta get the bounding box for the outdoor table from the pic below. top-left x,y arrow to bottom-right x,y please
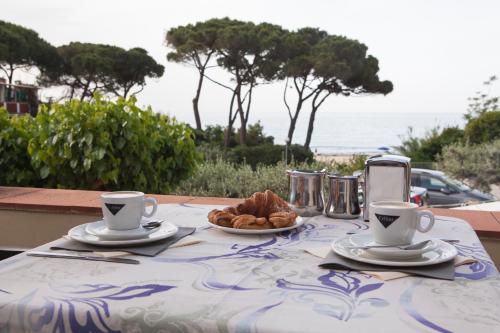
0,204 -> 499,333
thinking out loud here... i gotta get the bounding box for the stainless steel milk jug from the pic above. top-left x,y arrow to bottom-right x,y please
325,174 -> 361,219
287,169 -> 325,216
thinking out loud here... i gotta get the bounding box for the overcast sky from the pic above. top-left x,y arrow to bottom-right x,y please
3,0 -> 500,127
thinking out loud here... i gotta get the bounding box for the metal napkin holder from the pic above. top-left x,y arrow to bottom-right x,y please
363,155 -> 411,221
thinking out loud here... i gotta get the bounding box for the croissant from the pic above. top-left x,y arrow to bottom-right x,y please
232,215 -> 273,229
207,190 -> 297,230
208,209 -> 235,228
269,211 -> 297,228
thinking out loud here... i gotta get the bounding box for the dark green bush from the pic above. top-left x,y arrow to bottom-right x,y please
396,126 -> 464,162
464,111 -> 500,144
27,96 -> 199,193
228,144 -> 313,169
193,125 -> 238,148
193,121 -> 274,148
0,109 -> 38,186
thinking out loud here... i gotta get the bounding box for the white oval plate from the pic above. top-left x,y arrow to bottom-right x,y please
85,220 -> 158,240
348,234 -> 438,260
332,235 -> 457,267
68,222 -> 178,246
208,217 -> 304,235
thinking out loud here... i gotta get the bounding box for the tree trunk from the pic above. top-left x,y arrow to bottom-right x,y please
123,85 -> 130,100
285,77 -> 312,144
238,113 -> 247,145
304,106 -> 317,149
236,92 -> 246,145
304,91 -> 331,149
8,64 -> 14,85
287,99 -> 303,143
224,91 -> 237,148
192,69 -> 204,131
80,80 -> 91,101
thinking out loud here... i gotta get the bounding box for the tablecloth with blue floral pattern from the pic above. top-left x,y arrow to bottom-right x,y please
0,204 -> 498,333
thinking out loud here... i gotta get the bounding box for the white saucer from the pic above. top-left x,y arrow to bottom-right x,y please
68,222 -> 178,246
348,234 -> 438,260
332,235 -> 457,267
85,220 -> 157,240
208,217 -> 304,235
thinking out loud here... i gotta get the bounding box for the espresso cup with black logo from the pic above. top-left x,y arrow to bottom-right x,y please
369,201 -> 434,245
101,191 -> 158,230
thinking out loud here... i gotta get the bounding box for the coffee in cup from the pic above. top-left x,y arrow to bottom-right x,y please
101,191 -> 158,230
369,201 -> 434,245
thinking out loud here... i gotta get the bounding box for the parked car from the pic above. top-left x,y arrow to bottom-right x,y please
410,168 -> 496,206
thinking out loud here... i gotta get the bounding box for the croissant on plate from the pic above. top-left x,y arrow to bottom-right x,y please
207,190 -> 297,229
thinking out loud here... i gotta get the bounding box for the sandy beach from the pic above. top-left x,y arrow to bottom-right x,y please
314,153 -> 371,164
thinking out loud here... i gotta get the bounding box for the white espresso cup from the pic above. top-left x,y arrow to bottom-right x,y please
369,201 -> 434,245
101,191 -> 158,230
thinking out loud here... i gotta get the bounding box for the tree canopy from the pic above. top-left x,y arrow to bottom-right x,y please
166,18 -> 237,130
281,31 -> 393,147
42,42 -> 164,100
0,20 -> 59,84
214,21 -> 287,144
167,19 -> 392,148
105,47 -> 164,99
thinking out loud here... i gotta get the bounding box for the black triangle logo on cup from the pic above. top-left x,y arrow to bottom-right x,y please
375,213 -> 400,228
105,203 -> 125,216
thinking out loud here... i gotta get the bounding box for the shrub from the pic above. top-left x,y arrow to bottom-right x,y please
0,109 -> 38,186
396,126 -> 464,162
173,159 -> 328,198
438,139 -> 500,192
193,121 -> 273,148
28,96 -> 199,193
193,125 -> 238,148
331,154 -> 367,175
228,144 -> 313,169
464,111 -> 500,144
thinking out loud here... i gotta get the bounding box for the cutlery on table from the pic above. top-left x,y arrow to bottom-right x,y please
27,251 -> 140,264
346,239 -> 434,251
142,219 -> 164,229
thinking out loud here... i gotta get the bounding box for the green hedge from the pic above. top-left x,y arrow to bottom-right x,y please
0,109 -> 38,186
227,144 -> 313,169
0,97 -> 199,193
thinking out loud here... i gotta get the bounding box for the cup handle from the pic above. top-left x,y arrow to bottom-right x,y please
142,197 -> 158,218
416,210 -> 434,233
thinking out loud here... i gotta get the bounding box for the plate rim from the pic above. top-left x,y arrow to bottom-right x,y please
85,219 -> 157,240
332,236 -> 458,267
348,233 -> 439,259
68,222 -> 178,246
207,216 -> 304,235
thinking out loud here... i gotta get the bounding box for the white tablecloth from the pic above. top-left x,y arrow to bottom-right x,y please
0,204 -> 499,333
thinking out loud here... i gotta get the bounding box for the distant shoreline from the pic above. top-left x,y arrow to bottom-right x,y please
314,153 -> 369,164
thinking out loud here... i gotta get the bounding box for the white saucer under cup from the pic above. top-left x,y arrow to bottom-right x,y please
101,191 -> 158,231
69,222 -> 179,246
332,236 -> 457,267
369,201 -> 434,245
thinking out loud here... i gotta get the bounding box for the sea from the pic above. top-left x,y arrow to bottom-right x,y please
178,111 -> 467,155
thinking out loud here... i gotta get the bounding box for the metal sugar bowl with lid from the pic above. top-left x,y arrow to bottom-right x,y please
362,154 -> 411,221
286,169 -> 326,217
